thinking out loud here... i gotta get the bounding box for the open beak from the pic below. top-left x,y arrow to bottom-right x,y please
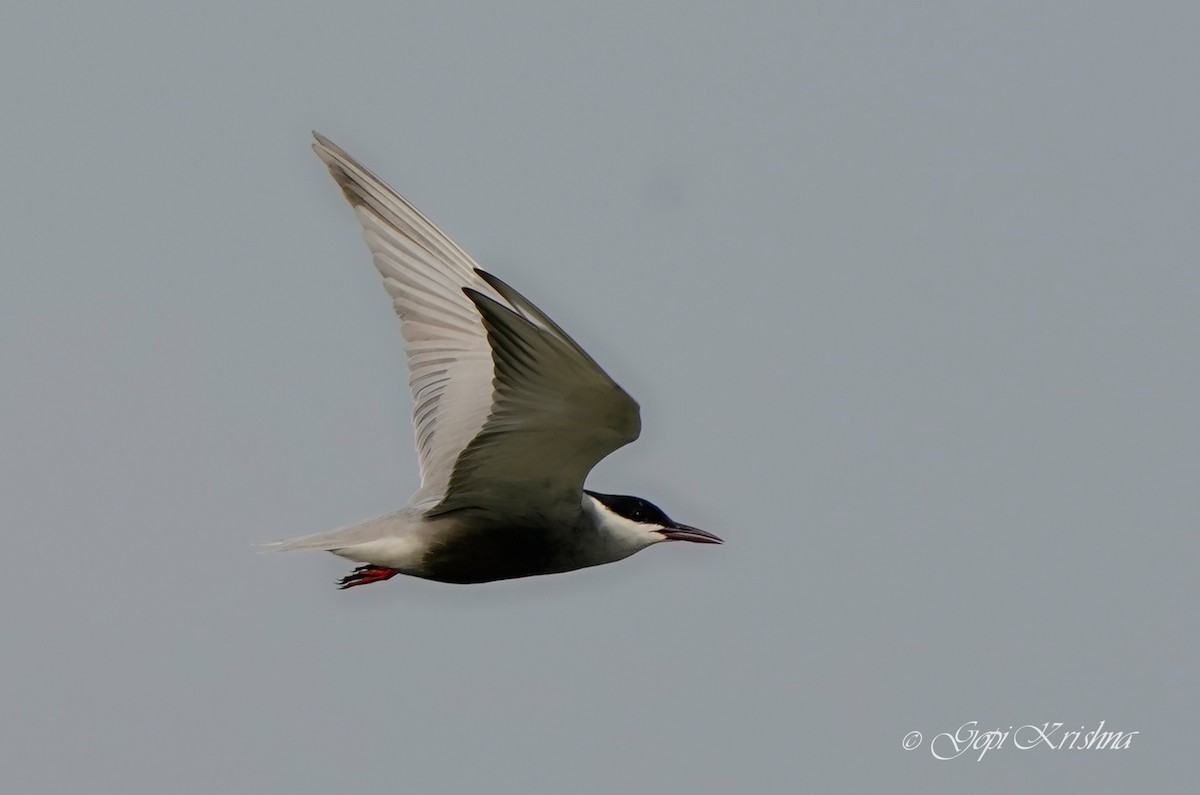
660,523 -> 723,544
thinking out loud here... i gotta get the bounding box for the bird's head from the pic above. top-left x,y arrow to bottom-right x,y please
584,490 -> 723,549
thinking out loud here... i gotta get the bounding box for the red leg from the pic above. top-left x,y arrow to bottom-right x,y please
338,564 -> 399,589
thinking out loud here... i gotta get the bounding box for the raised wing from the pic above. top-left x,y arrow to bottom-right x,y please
311,133 -> 640,514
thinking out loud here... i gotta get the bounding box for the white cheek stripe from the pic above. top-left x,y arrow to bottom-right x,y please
582,494 -> 665,554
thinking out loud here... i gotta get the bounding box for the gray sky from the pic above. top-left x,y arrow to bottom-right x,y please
2,2 -> 1196,792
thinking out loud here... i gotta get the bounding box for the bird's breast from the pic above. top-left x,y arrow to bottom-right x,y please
419,519 -> 586,584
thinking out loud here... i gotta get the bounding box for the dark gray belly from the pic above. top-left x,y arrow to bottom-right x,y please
420,521 -> 578,584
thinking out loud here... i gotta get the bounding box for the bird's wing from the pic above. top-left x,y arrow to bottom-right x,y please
312,133 -> 641,514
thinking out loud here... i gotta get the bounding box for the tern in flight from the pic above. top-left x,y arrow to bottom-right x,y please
266,134 -> 721,588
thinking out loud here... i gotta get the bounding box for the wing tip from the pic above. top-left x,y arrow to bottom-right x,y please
311,130 -> 340,163
311,133 -> 378,209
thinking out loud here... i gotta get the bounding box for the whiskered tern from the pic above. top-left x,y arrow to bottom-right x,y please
265,134 -> 721,588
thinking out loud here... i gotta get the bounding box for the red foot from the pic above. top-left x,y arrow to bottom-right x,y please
338,564 -> 399,589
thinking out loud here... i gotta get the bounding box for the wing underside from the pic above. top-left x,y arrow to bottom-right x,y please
311,133 -> 640,515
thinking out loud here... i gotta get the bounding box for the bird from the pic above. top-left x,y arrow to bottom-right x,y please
264,133 -> 721,589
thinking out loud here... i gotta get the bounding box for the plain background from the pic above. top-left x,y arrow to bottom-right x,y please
2,2 -> 1196,792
